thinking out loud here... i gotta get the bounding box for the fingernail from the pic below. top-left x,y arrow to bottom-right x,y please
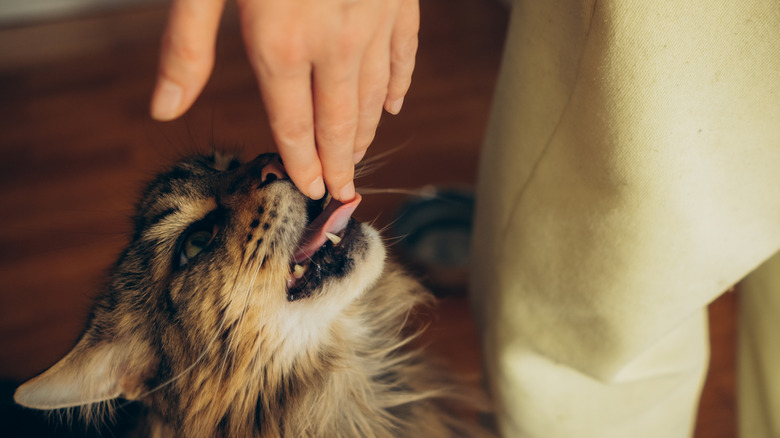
387,97 -> 404,115
352,151 -> 366,164
151,79 -> 182,121
337,181 -> 355,201
307,176 -> 326,199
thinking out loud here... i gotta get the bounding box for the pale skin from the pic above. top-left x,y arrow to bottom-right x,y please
150,0 -> 420,201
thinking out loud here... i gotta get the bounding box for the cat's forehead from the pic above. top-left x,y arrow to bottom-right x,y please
134,153 -> 241,232
152,153 -> 240,194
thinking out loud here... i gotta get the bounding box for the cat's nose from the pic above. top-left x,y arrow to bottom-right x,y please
260,155 -> 287,184
225,154 -> 289,197
243,154 -> 287,183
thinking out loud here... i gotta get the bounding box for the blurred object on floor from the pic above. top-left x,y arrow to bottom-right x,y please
392,186 -> 475,296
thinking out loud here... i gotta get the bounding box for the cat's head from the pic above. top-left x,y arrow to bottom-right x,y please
14,153 -> 386,426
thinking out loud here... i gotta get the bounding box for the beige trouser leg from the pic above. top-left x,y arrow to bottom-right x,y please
470,1 -> 780,437
487,310 -> 710,437
739,251 -> 780,438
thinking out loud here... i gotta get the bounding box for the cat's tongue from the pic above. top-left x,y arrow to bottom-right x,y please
293,194 -> 361,263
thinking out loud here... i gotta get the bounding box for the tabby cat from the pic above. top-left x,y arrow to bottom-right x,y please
14,153 -> 487,437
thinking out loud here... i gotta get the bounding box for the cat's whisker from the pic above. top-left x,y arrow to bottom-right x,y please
379,234 -> 408,248
354,142 -> 412,179
375,219 -> 402,236
365,215 -> 407,241
292,241 -> 323,270
357,187 -> 470,210
353,162 -> 383,179
357,187 -> 440,197
359,142 -> 410,166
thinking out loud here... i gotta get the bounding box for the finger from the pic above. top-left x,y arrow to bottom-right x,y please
353,149 -> 368,164
312,61 -> 361,201
384,0 -> 419,115
238,2 -> 325,200
151,0 -> 226,121
354,29 -> 392,163
258,69 -> 325,200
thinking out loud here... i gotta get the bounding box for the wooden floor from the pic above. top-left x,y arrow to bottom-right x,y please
0,1 -> 735,436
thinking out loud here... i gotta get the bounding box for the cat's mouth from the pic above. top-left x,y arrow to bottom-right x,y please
285,194 -> 362,301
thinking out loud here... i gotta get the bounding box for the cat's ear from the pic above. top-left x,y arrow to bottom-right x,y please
14,336 -> 157,410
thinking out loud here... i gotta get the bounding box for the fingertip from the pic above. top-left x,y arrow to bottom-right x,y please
336,181 -> 356,202
352,150 -> 367,164
150,78 -> 183,121
306,176 -> 327,200
279,153 -> 325,199
384,96 -> 404,115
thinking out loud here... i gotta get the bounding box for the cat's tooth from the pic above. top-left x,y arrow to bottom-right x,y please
293,264 -> 307,279
325,232 -> 342,245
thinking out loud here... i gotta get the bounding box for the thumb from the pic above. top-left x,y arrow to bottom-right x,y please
151,0 -> 226,121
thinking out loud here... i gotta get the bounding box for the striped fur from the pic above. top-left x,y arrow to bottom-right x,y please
15,153 -> 489,437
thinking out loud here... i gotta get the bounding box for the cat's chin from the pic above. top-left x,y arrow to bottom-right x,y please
273,221 -> 386,363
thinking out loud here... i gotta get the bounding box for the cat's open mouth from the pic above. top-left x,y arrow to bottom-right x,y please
285,194 -> 362,301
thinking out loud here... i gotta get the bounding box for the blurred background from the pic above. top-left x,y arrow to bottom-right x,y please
0,0 -> 735,436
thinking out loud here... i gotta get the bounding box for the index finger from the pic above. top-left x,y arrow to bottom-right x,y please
238,7 -> 326,200
259,69 -> 326,200
312,62 -> 360,202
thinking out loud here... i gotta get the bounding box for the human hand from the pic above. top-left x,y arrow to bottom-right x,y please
150,0 -> 419,201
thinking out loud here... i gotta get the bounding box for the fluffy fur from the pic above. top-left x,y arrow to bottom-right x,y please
15,153 -> 488,437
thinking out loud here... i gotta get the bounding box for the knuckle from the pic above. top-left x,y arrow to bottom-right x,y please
256,37 -> 307,74
355,132 -> 376,151
162,34 -> 208,66
336,36 -> 360,60
293,163 -> 323,182
318,119 -> 358,145
392,35 -> 418,64
274,120 -> 312,148
388,61 -> 414,94
278,155 -> 320,185
332,25 -> 366,62
364,87 -> 388,109
387,75 -> 411,96
324,165 -> 354,184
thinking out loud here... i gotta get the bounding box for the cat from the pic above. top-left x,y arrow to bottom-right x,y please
14,152 -> 489,437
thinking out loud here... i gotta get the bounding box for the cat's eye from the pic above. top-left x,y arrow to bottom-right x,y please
183,230 -> 212,258
176,213 -> 221,269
